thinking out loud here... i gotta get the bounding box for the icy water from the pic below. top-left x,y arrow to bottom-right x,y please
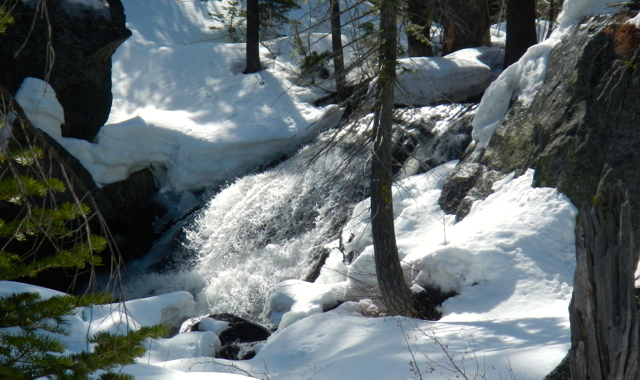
115,104 -> 474,321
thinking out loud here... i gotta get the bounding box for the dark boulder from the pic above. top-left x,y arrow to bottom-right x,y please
191,313 -> 272,345
0,86 -> 157,291
215,345 -> 240,360
184,313 -> 272,360
0,0 -> 131,142
543,353 -> 570,380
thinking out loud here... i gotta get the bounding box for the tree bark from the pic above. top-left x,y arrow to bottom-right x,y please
371,0 -> 415,317
244,0 -> 261,74
569,185 -> 638,380
442,0 -> 490,55
406,0 -> 433,57
330,0 -> 347,100
504,0 -> 537,68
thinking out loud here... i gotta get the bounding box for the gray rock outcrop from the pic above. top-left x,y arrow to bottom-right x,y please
440,12 -> 640,247
436,12 -> 640,380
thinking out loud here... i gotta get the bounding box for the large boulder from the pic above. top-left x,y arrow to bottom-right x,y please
0,0 -> 131,141
434,13 -> 640,378
0,86 -> 157,290
440,13 -> 640,248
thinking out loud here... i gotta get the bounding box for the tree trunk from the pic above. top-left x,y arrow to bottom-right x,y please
569,185 -> 638,380
244,0 -> 261,74
371,0 -> 415,317
504,0 -> 537,68
442,0 -> 490,55
330,0 -> 347,100
406,0 -> 433,57
546,0 -> 556,40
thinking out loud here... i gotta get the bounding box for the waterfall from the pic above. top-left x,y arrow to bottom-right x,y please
114,104 -> 474,322
118,125 -> 371,320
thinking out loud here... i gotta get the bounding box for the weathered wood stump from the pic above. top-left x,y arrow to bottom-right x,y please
569,185 -> 639,380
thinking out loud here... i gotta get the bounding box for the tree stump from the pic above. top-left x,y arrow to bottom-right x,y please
569,185 -> 639,380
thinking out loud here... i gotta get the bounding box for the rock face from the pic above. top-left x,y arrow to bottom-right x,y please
441,13 -> 640,248
0,0 -> 131,141
0,1 -> 161,285
0,86 -> 157,291
436,12 -> 640,380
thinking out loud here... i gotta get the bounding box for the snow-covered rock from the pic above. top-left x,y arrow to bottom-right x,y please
263,279 -> 338,328
394,48 -> 500,106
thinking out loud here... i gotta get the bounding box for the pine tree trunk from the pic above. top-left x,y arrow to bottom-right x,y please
442,0 -> 490,55
371,0 -> 415,317
244,0 -> 261,74
407,0 -> 433,57
330,0 -> 347,100
569,185 -> 638,380
504,0 -> 537,67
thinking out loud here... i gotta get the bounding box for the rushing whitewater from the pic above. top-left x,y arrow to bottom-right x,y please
119,127 -> 369,319
117,105 -> 473,321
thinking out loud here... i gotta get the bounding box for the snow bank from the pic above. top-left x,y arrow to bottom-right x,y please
336,164 -> 577,312
557,0 -> 623,28
471,39 -> 559,151
627,12 -> 640,28
143,331 -> 221,364
0,281 -> 252,379
102,0 -> 343,191
395,48 -> 499,106
243,163 -> 576,379
14,0 -> 345,193
15,70 -> 340,192
0,282 -> 194,351
123,365 -> 256,380
14,78 -> 65,139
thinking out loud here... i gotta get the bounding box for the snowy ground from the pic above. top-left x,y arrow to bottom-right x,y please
15,0 -> 506,193
0,163 -> 577,380
5,0 -> 635,379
